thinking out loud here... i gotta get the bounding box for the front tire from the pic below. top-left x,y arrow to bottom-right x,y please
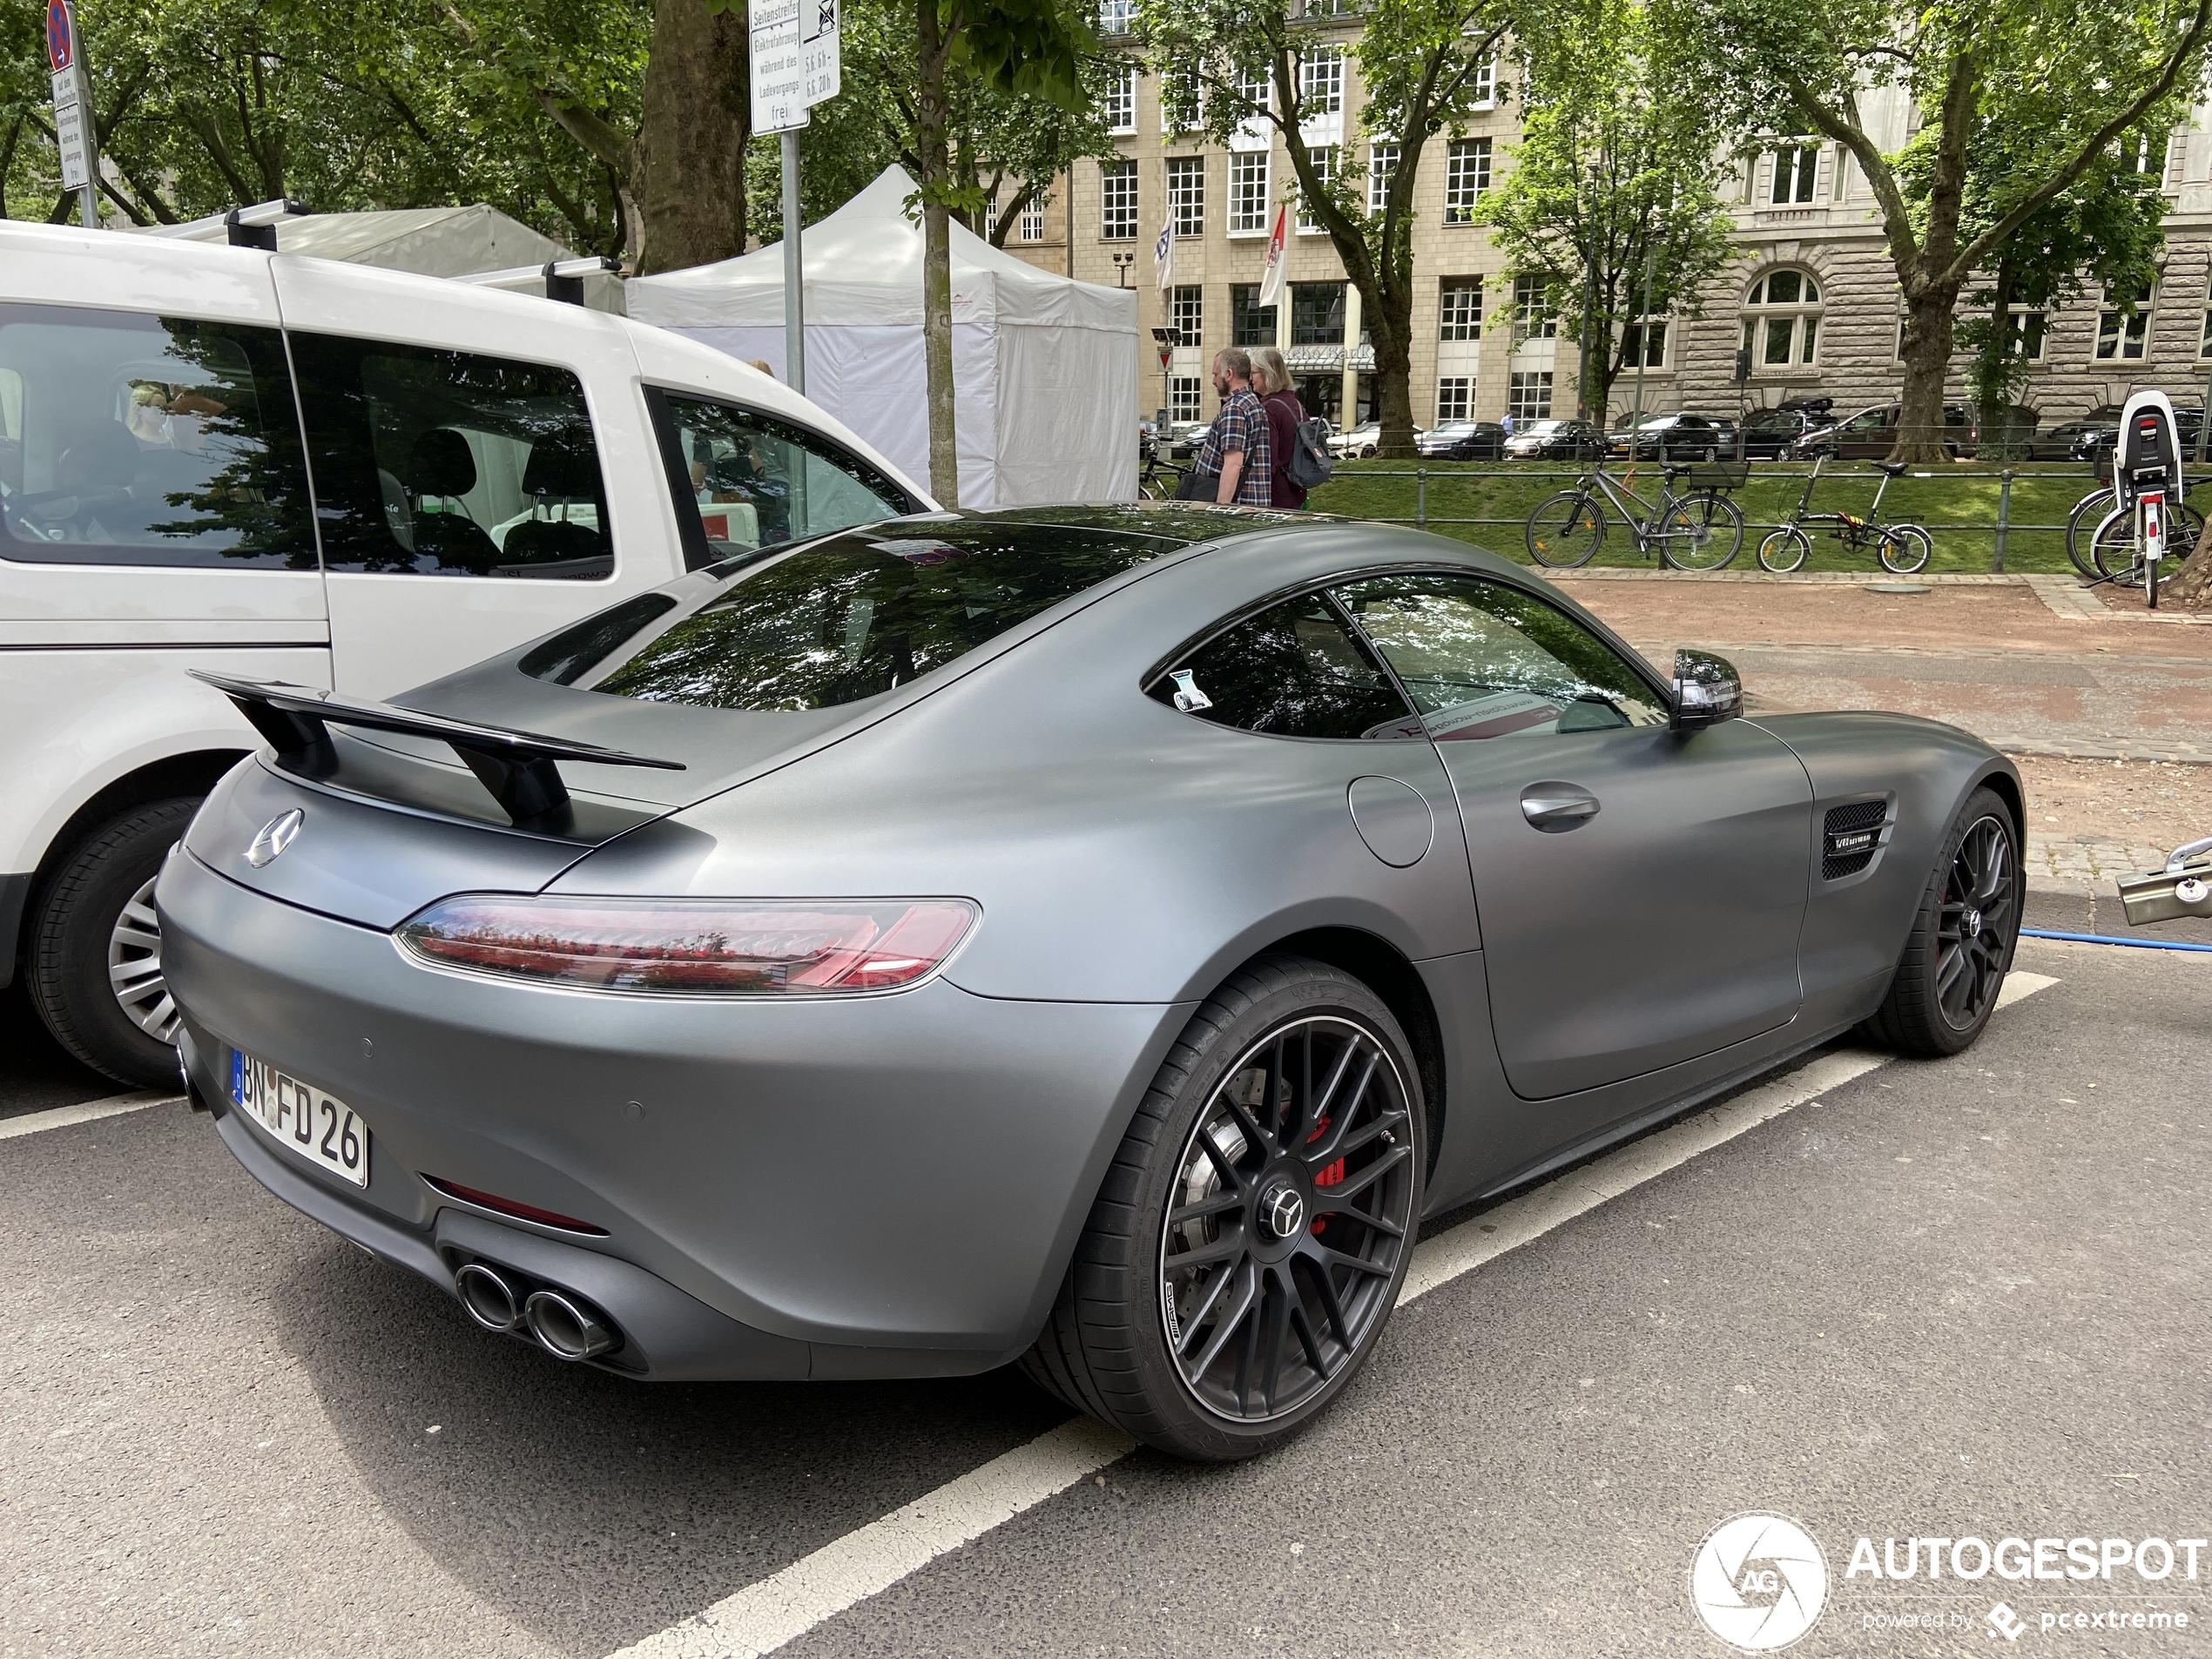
1527,490 -> 1606,567
1862,786 -> 2019,1058
28,798 -> 200,1088
1021,955 -> 1426,1461
1757,526 -> 1810,572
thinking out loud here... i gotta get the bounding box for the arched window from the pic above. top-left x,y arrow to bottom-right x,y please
1742,268 -> 1822,368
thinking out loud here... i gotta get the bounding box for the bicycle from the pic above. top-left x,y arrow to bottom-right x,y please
1139,452 -> 1188,501
1525,455 -> 1746,570
1755,455 -> 1933,574
2067,481 -> 2203,587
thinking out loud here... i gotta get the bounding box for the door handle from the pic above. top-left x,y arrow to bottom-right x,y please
1521,783 -> 1600,832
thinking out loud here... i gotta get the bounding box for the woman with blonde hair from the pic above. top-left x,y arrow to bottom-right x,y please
1251,346 -> 1309,509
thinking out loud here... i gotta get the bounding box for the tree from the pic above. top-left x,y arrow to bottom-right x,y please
1474,0 -> 1734,428
1667,0 -> 2212,460
1139,0 -> 1509,459
1903,117 -> 2167,445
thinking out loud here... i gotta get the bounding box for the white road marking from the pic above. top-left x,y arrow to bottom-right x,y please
597,968 -> 2053,1659
0,1091 -> 180,1142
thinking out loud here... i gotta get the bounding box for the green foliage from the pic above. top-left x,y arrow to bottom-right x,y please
1474,0 -> 1734,425
746,0 -> 1116,246
0,0 -> 646,249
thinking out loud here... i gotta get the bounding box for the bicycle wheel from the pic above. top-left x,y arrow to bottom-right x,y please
1757,526 -> 1810,572
1657,491 -> 1743,570
1527,491 -> 1606,568
2090,509 -> 2143,586
1878,524 -> 1932,574
2066,488 -> 2115,580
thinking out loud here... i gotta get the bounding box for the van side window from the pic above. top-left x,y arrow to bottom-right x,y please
287,333 -> 611,580
649,390 -> 910,570
0,304 -> 314,568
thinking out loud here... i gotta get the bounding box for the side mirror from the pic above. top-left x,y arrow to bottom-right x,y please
1672,648 -> 1743,731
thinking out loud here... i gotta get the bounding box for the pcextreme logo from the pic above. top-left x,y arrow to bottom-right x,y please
1690,1512 -> 1831,1652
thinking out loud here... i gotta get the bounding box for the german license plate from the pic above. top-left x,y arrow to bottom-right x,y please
229,1050 -> 370,1188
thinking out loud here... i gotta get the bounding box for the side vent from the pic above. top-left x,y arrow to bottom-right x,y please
1822,799 -> 1888,880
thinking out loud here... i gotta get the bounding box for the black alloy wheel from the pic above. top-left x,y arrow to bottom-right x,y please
1157,1014 -> 1415,1423
1022,955 -> 1426,1460
1864,786 -> 2019,1057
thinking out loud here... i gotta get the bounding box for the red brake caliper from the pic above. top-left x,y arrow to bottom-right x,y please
1306,1115 -> 1341,1234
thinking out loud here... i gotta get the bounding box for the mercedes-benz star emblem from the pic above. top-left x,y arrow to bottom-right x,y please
246,808 -> 303,868
1259,1182 -> 1305,1240
1964,907 -> 1983,938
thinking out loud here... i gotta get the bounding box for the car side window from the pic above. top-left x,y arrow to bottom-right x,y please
0,303 -> 314,569
1333,573 -> 1668,739
651,391 -> 910,570
1150,593 -> 1421,739
287,332 -> 611,580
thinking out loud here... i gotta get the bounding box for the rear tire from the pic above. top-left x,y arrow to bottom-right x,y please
1021,954 -> 1426,1461
1657,492 -> 1743,570
1862,786 -> 2019,1058
1527,490 -> 1605,567
1878,524 -> 1932,574
28,798 -> 200,1088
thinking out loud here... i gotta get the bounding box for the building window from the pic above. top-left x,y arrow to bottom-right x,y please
1513,273 -> 1557,341
1170,284 -> 1203,347
1301,44 -> 1344,114
2096,281 -> 2154,360
1993,302 -> 2047,362
1167,156 -> 1205,236
1621,317 -> 1667,368
1298,146 -> 1336,233
1101,160 -> 1138,240
1169,375 -> 1204,422
1445,138 -> 1492,223
1228,152 -> 1270,234
1368,142 -> 1399,213
1231,284 -> 1278,347
1741,267 -> 1821,367
1020,197 -> 1046,242
1769,140 -> 1819,205
1238,68 -> 1271,117
1291,282 -> 1346,346
1508,371 -> 1554,421
2199,310 -> 2212,358
1104,64 -> 1136,134
1440,278 -> 1483,340
1472,55 -> 1497,106
1436,376 -> 1474,421
1097,0 -> 1132,33
1161,71 -> 1202,134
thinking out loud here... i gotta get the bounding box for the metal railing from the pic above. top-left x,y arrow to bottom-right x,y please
1318,461 -> 2080,573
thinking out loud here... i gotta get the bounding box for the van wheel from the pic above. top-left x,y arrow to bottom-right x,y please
29,799 -> 199,1089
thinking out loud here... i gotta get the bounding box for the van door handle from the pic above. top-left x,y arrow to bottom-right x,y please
1521,784 -> 1600,832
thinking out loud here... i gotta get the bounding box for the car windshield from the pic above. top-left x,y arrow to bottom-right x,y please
1524,421 -> 1571,434
1743,411 -> 1797,429
534,520 -> 1179,711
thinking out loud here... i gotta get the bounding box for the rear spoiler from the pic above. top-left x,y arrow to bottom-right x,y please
192,672 -> 684,826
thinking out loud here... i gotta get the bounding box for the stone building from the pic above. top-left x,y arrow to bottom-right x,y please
999,22 -> 2212,435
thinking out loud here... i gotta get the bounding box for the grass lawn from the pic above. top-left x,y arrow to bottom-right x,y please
1305,459 -> 2108,575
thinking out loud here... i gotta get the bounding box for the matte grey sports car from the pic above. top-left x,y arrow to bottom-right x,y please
160,505 -> 2023,1461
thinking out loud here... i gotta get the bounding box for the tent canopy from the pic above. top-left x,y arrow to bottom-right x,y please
141,205 -> 575,279
626,166 -> 1136,509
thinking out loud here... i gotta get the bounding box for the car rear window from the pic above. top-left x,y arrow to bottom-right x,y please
552,521 -> 1177,711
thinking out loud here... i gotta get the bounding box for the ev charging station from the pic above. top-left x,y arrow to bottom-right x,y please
2114,389 -> 2187,609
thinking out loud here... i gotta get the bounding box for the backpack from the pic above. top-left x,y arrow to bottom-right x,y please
1285,415 -> 1334,489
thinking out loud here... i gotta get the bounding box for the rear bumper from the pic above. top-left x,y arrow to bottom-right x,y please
161,848 -> 1191,1378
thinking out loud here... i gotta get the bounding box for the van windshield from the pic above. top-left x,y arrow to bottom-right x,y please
532,519 -> 1179,711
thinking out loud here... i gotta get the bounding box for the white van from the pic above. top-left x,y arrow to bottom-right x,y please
0,221 -> 931,1087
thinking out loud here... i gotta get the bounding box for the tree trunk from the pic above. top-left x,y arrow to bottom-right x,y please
915,0 -> 960,505
1892,280 -> 1962,462
630,0 -> 750,275
2164,542 -> 2212,607
1367,286 -> 1416,460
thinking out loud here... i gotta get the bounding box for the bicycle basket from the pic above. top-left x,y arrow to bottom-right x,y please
1669,455 -> 1749,492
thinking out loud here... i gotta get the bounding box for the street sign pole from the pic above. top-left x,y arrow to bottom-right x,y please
45,0 -> 98,228
752,0 -> 838,398
781,130 -> 806,395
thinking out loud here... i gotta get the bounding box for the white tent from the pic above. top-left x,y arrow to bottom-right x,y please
625,166 -> 1137,509
143,205 -> 574,276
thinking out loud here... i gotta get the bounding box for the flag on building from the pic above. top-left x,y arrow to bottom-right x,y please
1258,205 -> 1289,308
1154,217 -> 1176,290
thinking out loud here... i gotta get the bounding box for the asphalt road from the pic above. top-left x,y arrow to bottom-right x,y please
3,939 -> 2208,1659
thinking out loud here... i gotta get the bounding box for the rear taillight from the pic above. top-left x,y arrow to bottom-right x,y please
394,895 -> 977,995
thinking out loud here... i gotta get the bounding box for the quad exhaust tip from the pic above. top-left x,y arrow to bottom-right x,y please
455,1262 -> 523,1333
523,1289 -> 617,1360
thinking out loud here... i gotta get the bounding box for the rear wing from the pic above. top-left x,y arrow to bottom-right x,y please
192,672 -> 684,826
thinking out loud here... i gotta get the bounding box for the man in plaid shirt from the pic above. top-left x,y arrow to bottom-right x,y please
1197,347 -> 1272,507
